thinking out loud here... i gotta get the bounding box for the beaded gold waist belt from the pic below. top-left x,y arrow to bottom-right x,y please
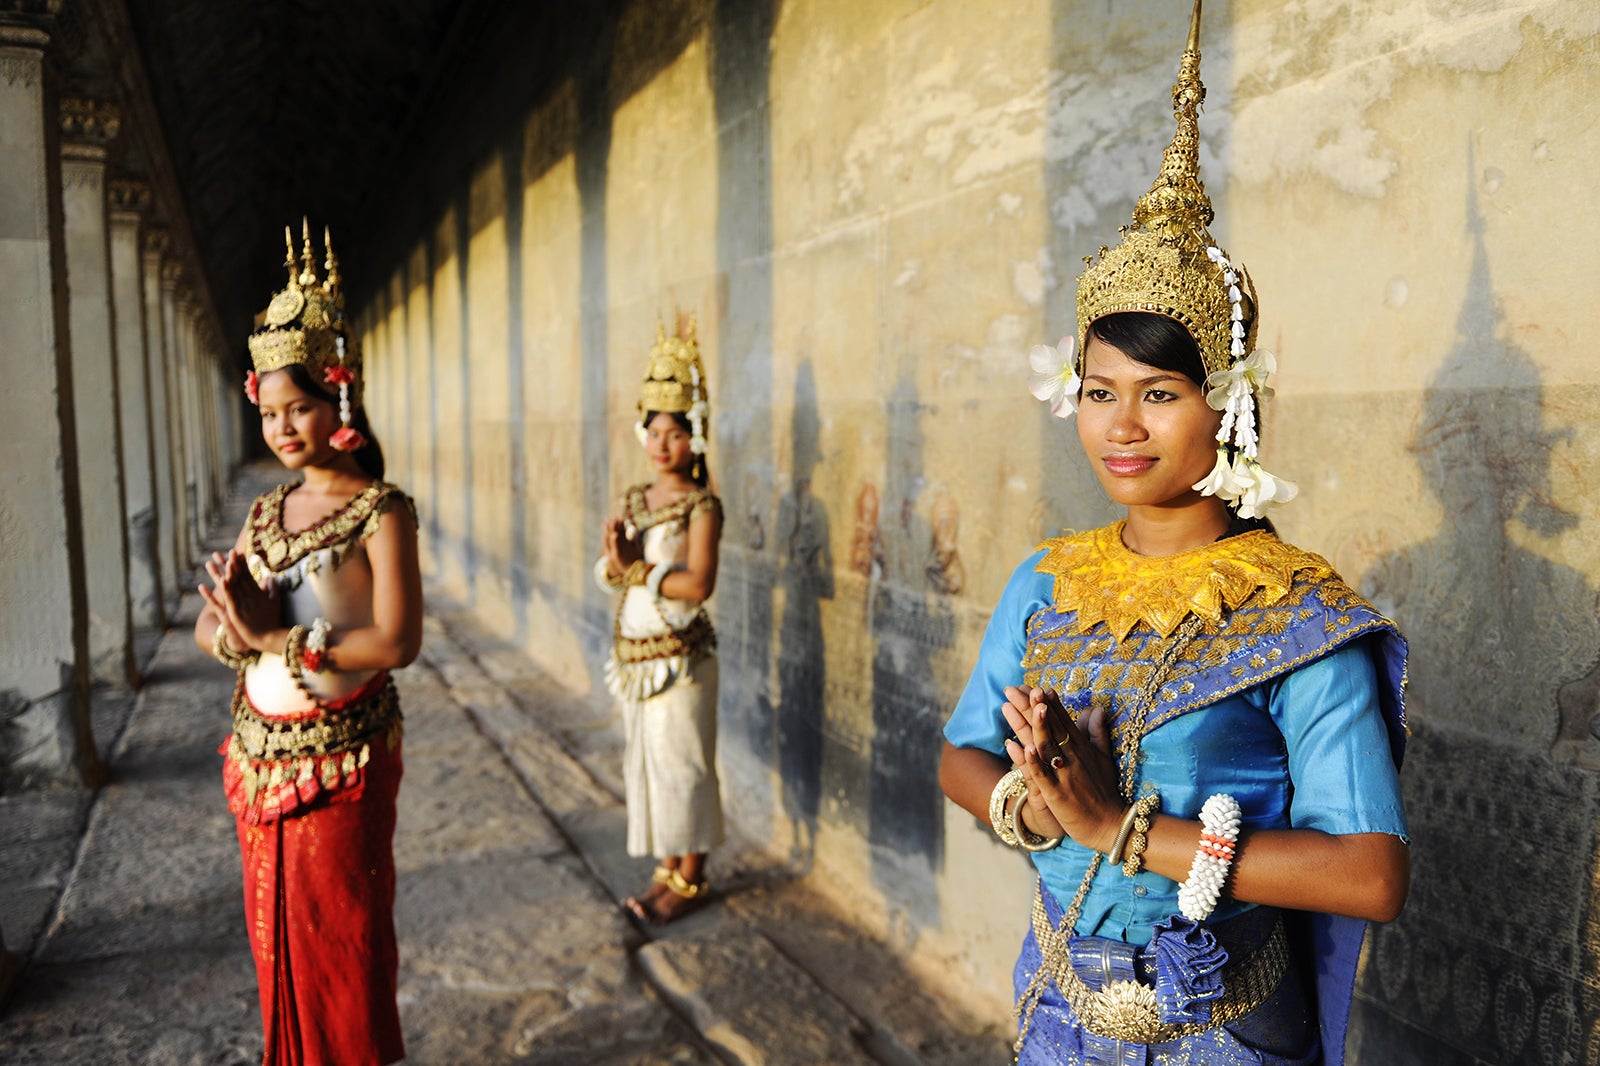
231,675 -> 400,763
613,611 -> 716,665
1029,885 -> 1289,1044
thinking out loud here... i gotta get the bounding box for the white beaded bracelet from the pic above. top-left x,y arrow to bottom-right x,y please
592,556 -> 623,594
1177,793 -> 1242,922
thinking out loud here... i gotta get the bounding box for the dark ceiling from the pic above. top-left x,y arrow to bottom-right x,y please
114,0 -> 469,338
87,0 -> 654,347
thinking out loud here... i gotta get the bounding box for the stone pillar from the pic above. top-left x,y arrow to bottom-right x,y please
176,293 -> 204,550
159,258 -> 191,574
59,97 -> 134,686
0,13 -> 102,787
109,178 -> 162,630
203,329 -> 226,514
141,226 -> 177,605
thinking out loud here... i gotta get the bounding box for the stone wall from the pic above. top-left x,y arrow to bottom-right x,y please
353,1 -> 1600,1060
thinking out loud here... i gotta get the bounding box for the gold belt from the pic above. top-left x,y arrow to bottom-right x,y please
612,611 -> 716,665
230,676 -> 400,762
1029,885 -> 1289,1044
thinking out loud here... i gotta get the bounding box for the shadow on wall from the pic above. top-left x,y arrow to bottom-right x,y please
709,0 -> 779,834
867,369 -> 954,936
774,360 -> 832,870
1349,150 -> 1600,1066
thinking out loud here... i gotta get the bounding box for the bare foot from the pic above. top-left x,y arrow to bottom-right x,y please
648,887 -> 710,924
648,870 -> 711,924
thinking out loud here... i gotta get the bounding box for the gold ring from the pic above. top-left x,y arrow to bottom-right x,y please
1057,736 -> 1071,750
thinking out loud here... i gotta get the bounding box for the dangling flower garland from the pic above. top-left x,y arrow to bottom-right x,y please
1192,246 -> 1296,520
326,335 -> 367,452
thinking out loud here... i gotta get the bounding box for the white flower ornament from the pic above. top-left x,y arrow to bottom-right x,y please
1188,245 -> 1299,516
1232,459 -> 1299,520
1028,336 -> 1081,418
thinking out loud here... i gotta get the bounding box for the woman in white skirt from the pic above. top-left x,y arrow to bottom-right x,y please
596,317 -> 724,924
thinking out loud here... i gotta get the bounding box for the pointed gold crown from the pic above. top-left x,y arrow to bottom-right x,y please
247,220 -> 361,404
1075,0 -> 1255,378
637,314 -> 707,418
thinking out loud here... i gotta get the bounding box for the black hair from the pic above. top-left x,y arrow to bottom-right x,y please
1087,312 -> 1275,536
1087,312 -> 1206,389
642,409 -> 708,487
278,363 -> 386,480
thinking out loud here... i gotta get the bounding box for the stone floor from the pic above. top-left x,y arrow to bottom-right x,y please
0,466 -> 1009,1065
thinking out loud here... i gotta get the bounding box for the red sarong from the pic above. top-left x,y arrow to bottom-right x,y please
225,697 -> 405,1066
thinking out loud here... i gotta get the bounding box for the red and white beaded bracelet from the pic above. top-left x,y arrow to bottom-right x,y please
1177,793 -> 1242,922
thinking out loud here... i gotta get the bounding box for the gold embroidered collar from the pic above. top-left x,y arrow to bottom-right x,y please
624,483 -> 718,533
250,480 -> 399,573
1034,522 -> 1333,641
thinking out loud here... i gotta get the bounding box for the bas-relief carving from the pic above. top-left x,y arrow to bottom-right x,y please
108,178 -> 151,213
850,482 -> 883,580
743,468 -> 765,551
0,50 -> 41,88
925,491 -> 964,596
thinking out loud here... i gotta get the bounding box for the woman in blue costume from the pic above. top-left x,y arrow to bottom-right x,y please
938,6 -> 1408,1064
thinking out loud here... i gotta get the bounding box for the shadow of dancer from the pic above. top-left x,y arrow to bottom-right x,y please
774,361 -> 833,870
1349,150 -> 1600,1064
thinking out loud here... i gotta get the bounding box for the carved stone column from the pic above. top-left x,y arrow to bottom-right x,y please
159,257 -> 192,570
60,96 -> 134,686
0,8 -> 102,788
140,226 -> 178,603
109,177 -> 163,630
175,288 -> 204,552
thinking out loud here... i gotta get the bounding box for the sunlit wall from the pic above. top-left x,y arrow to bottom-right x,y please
356,1 -> 1600,1059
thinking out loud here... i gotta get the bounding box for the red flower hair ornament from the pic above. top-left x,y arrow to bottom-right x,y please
330,426 -> 368,452
244,370 -> 259,405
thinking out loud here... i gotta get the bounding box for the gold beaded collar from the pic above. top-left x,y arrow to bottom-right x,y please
1033,522 -> 1334,641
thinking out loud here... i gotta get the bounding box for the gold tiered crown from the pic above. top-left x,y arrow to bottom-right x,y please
248,221 -> 361,404
1074,0 -> 1254,378
637,316 -> 706,418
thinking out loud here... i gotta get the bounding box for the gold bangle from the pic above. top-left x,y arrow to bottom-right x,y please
1106,797 -> 1145,865
211,627 -> 256,670
988,768 -> 1028,847
1121,792 -> 1161,877
1010,796 -> 1063,852
622,559 -> 650,587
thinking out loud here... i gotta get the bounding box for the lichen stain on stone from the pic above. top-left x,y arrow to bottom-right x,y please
1231,0 -> 1599,198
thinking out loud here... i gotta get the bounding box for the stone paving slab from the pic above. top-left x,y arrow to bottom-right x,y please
637,927 -> 876,1066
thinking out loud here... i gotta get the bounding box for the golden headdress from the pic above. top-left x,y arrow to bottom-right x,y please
637,315 -> 707,418
635,315 -> 710,465
246,221 -> 366,450
1074,0 -> 1252,380
1030,0 -> 1296,518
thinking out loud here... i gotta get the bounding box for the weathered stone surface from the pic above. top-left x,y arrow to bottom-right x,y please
392,722 -> 571,871
729,881 -> 1011,1066
1,943 -> 260,1063
638,926 -> 876,1066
